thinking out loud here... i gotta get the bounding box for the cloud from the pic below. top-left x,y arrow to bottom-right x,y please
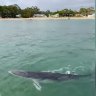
0,0 -> 95,11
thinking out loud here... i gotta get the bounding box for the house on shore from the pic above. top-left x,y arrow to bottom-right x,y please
75,14 -> 83,17
87,14 -> 95,18
49,14 -> 59,18
33,14 -> 47,18
16,14 -> 21,18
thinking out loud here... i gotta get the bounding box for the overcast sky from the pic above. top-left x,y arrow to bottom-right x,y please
0,0 -> 95,11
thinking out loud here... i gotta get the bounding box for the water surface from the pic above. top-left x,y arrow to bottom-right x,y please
0,19 -> 95,96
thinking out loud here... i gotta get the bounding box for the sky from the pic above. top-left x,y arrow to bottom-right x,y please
0,0 -> 95,11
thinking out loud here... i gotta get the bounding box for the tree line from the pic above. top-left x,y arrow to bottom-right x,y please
0,4 -> 95,18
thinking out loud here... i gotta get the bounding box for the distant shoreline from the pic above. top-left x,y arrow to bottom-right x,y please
0,17 -> 95,21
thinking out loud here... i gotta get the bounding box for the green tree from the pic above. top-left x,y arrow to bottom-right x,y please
31,6 -> 40,16
44,10 -> 51,17
79,8 -> 88,16
1,6 -> 10,18
21,8 -> 32,18
87,7 -> 95,15
21,6 -> 40,18
8,5 -> 19,18
0,5 -> 21,18
57,9 -> 75,17
0,6 -> 2,16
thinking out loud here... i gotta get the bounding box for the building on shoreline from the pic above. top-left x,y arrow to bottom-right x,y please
16,14 -> 21,18
49,14 -> 59,18
88,14 -> 95,18
75,14 -> 83,17
33,14 -> 47,18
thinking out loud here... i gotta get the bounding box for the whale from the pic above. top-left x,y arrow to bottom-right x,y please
8,70 -> 91,91
8,70 -> 91,81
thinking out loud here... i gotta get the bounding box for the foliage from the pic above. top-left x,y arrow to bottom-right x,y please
21,6 -> 40,18
0,4 -> 21,18
58,9 -> 76,17
0,4 -> 95,18
79,7 -> 95,16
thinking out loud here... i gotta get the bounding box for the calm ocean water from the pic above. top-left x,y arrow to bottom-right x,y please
0,19 -> 95,96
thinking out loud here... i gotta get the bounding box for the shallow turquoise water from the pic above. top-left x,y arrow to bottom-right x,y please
0,19 -> 95,96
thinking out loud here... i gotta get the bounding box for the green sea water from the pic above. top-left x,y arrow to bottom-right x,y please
0,19 -> 95,96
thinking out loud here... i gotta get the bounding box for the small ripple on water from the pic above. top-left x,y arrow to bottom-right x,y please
15,43 -> 28,47
79,48 -> 94,52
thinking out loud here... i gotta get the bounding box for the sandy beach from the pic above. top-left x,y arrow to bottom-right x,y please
0,17 -> 95,21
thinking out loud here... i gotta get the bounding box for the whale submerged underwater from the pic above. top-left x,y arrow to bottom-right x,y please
8,70 -> 91,91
